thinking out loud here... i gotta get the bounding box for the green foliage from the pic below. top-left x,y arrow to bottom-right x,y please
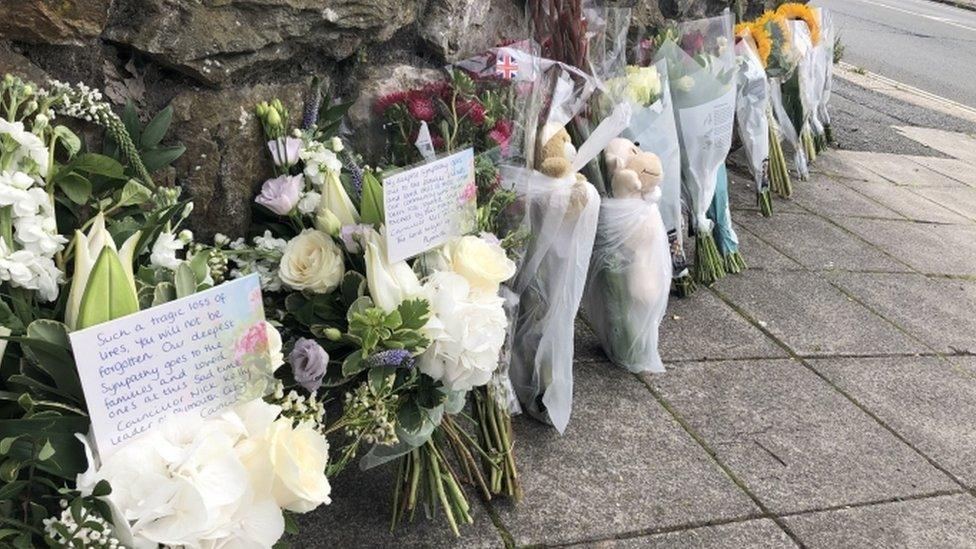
359,171 -> 385,226
111,101 -> 186,175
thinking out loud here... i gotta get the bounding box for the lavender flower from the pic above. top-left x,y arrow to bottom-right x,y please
302,78 -> 323,130
289,338 -> 330,392
255,174 -> 302,215
267,137 -> 302,168
342,150 -> 364,199
363,349 -> 415,370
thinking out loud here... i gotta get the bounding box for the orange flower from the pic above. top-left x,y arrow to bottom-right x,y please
777,2 -> 820,45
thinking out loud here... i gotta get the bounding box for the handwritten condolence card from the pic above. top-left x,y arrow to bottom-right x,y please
69,274 -> 275,457
383,147 -> 477,262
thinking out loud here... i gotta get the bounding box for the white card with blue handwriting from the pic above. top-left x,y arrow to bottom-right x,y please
70,274 -> 274,457
383,147 -> 477,263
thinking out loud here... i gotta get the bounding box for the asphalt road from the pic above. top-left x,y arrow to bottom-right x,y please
817,0 -> 976,108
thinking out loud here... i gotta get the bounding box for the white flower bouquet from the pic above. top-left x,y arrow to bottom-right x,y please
734,29 -> 775,217
653,10 -> 739,286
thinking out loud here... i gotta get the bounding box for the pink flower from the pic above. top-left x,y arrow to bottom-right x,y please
459,181 -> 477,203
374,91 -> 408,114
255,174 -> 302,215
422,80 -> 453,100
235,322 -> 268,362
681,31 -> 706,55
457,99 -> 486,125
267,137 -> 302,168
488,119 -> 513,152
407,96 -> 437,122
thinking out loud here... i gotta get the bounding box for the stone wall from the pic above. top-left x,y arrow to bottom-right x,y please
0,0 -> 778,238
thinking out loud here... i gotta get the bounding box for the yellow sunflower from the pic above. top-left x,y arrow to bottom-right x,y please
776,2 -> 820,45
748,23 -> 773,68
755,10 -> 792,54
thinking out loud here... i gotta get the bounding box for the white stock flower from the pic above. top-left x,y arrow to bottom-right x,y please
419,271 -> 508,392
149,231 -> 185,270
300,140 -> 343,186
0,119 -> 49,175
278,229 -> 345,293
0,241 -> 63,302
297,190 -> 322,215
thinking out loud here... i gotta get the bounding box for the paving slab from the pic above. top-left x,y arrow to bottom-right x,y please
295,455 -> 503,548
732,222 -> 804,271
714,270 -> 925,356
728,170 -> 805,214
735,212 -> 911,273
845,151 -> 968,188
809,150 -> 888,183
585,519 -> 795,548
791,174 -> 904,220
809,355 -> 976,485
835,216 -> 976,276
837,179 -> 971,224
911,185 -> 976,222
494,361 -> 760,546
912,156 -> 976,188
827,271 -> 976,354
895,126 -> 976,167
648,359 -> 958,514
659,289 -> 787,363
785,493 -> 976,549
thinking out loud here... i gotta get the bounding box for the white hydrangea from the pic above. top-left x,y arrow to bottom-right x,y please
419,271 -> 508,392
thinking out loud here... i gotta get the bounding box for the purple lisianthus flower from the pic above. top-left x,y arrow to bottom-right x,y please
267,137 -> 302,168
339,223 -> 372,254
289,338 -> 329,393
255,174 -> 302,215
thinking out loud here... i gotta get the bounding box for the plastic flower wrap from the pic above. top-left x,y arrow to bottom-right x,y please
653,10 -> 738,286
734,27 -> 775,216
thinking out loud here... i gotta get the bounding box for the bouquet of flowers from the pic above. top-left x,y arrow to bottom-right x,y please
777,2 -> 821,167
733,24 -> 774,217
613,60 -> 692,295
753,9 -> 804,187
653,10 -> 739,286
235,81 -> 522,536
814,7 -> 837,147
0,73 -> 335,547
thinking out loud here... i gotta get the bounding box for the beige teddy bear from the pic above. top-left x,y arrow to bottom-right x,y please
603,137 -> 668,303
604,137 -> 663,200
536,124 -> 593,216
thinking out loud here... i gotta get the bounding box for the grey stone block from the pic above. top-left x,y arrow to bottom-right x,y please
911,156 -> 976,188
585,519 -> 796,548
809,150 -> 886,183
785,493 -> 976,549
649,359 -> 958,514
809,355 -> 976,485
714,270 -> 924,356
494,362 -> 759,546
791,175 -> 904,220
847,151 -> 968,188
735,212 -> 911,273
911,185 -> 976,223
837,179 -> 970,224
827,272 -> 976,354
836,217 -> 976,276
733,222 -> 806,271
659,290 -> 787,362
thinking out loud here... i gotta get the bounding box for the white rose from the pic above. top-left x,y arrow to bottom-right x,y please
278,229 -> 345,293
243,418 -> 332,513
439,234 -> 516,295
419,271 -> 508,392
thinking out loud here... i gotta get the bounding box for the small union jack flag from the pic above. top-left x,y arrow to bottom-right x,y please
495,53 -> 519,79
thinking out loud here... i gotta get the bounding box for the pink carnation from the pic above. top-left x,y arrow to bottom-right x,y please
234,322 -> 268,362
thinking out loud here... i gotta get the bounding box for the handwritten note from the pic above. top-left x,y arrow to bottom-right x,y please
70,274 -> 274,457
383,148 -> 477,263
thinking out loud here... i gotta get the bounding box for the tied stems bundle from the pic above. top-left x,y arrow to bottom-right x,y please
473,387 -> 522,501
767,108 -> 792,198
693,230 -> 726,285
758,186 -> 773,217
802,125 -> 818,161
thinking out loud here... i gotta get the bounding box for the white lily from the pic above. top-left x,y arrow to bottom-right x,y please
361,227 -> 422,313
65,213 -> 141,330
320,169 -> 360,226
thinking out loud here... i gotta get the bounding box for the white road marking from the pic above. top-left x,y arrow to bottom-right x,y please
847,0 -> 976,33
837,62 -> 976,123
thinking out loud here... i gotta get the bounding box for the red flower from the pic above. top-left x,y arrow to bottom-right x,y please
422,80 -> 453,100
374,91 -> 408,114
456,99 -> 486,125
488,119 -> 513,152
681,31 -> 706,55
407,96 -> 437,122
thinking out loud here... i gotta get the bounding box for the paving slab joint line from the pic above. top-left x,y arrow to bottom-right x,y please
546,512 -> 772,548
824,171 -> 975,226
633,372 -> 808,549
773,488 -> 970,520
706,285 -> 974,495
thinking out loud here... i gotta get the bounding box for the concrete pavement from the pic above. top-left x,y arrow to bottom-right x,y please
292,83 -> 976,546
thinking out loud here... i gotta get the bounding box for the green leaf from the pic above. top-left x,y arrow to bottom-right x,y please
141,145 -> 185,173
122,100 -> 141,144
0,417 -> 89,478
359,171 -> 385,226
92,479 -> 112,497
0,480 -> 26,500
283,512 -> 299,535
188,250 -> 211,284
0,300 -> 24,332
116,179 -> 153,207
174,263 -> 196,298
37,440 -> 55,461
368,365 -> 396,394
341,349 -> 365,377
397,299 -> 430,330
340,271 -> 366,306
381,309 -> 402,330
19,320 -> 84,402
54,125 -> 81,157
0,436 -> 20,456
397,399 -> 423,433
0,459 -> 21,482
72,153 -> 126,179
77,247 -> 140,329
141,105 -> 173,148
57,172 -> 92,204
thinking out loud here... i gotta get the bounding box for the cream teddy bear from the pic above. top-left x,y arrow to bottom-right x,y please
536,124 -> 593,217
